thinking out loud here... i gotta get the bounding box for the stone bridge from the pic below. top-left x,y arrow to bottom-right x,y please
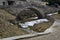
1,1 -> 58,20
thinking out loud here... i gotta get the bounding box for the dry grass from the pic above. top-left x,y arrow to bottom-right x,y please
0,17 -> 28,39
20,18 -> 38,23
0,9 -> 28,38
52,14 -> 60,19
29,21 -> 53,32
0,9 -> 16,21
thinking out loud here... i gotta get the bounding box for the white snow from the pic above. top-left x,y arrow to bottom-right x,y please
30,17 -> 38,19
47,12 -> 58,16
19,19 -> 49,28
53,12 -> 58,15
47,14 -> 53,16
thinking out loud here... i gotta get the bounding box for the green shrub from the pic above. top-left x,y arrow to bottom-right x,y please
58,10 -> 60,14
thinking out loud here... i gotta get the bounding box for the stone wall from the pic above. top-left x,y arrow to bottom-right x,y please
0,0 -> 20,6
0,0 -> 8,5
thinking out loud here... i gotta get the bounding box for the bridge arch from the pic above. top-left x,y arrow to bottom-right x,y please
16,8 -> 44,21
27,8 -> 44,19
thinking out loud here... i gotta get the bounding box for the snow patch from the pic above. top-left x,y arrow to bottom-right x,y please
47,14 -> 53,16
47,12 -> 58,16
19,19 -> 49,28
